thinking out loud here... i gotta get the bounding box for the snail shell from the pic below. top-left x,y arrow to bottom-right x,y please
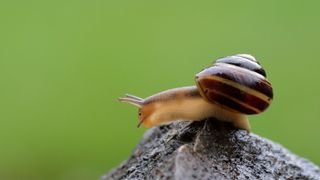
119,54 -> 273,130
196,54 -> 273,114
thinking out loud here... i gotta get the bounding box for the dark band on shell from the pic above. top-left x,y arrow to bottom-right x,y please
196,54 -> 273,114
215,55 -> 267,77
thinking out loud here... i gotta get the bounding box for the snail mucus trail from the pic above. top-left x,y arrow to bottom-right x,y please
119,54 -> 273,131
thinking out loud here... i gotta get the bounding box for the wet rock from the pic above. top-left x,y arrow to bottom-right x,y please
102,119 -> 320,180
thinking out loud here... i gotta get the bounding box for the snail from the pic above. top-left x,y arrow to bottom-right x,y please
119,54 -> 273,131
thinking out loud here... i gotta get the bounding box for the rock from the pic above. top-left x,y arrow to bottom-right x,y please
102,119 -> 320,180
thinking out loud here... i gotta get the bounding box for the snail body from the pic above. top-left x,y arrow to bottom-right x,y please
119,54 -> 273,131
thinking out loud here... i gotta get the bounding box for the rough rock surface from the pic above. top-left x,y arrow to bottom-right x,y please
102,119 -> 320,180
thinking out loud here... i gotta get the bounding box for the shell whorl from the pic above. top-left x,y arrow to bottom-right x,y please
195,54 -> 273,115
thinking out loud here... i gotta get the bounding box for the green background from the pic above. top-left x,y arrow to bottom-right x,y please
1,1 -> 319,179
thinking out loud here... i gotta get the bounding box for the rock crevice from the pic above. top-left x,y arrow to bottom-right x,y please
103,119 -> 320,180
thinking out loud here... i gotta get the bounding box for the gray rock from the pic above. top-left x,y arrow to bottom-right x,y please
102,119 -> 320,180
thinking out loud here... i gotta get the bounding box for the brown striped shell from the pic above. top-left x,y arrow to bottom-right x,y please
195,54 -> 273,115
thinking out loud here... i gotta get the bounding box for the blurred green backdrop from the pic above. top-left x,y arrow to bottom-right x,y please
1,1 -> 320,179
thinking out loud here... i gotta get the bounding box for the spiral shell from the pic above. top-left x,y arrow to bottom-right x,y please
195,54 -> 273,114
